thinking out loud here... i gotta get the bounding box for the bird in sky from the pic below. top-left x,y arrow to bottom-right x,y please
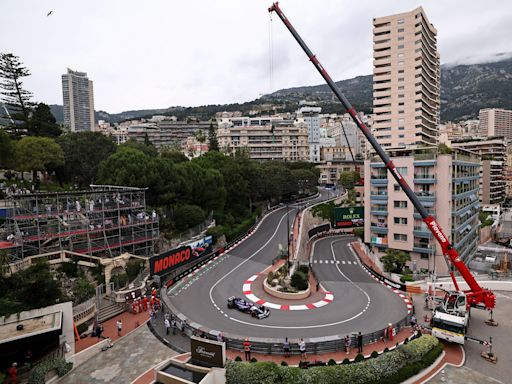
47,11 -> 53,17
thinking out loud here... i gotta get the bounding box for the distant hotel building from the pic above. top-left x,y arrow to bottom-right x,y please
296,106 -> 321,162
216,116 -> 309,161
62,69 -> 95,132
364,148 -> 480,273
479,108 -> 512,139
372,7 -> 440,148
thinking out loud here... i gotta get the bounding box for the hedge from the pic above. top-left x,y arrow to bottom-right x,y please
29,358 -> 73,384
225,335 -> 442,384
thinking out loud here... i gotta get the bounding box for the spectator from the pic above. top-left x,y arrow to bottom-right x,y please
164,318 -> 170,335
357,332 -> 363,353
217,331 -> 224,343
299,338 -> 306,360
181,320 -> 187,336
116,320 -> 123,337
7,362 -> 17,384
243,338 -> 251,361
344,335 -> 351,355
283,337 -> 290,358
171,319 -> 177,335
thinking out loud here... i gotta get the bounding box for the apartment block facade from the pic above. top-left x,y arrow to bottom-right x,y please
62,69 -> 95,132
372,7 -> 440,149
452,136 -> 507,204
217,116 -> 309,161
297,106 -> 322,163
364,149 -> 480,273
479,108 -> 512,139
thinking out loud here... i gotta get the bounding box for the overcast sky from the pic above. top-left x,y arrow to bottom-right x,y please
1,0 -> 511,113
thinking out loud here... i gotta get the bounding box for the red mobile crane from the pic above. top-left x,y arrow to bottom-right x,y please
269,2 -> 496,340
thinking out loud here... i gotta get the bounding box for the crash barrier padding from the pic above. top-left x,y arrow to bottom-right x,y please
308,223 -> 331,239
357,256 -> 407,292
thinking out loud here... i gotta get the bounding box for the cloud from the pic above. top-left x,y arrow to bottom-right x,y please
1,0 -> 510,113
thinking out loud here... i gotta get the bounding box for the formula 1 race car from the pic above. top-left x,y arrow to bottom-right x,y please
249,305 -> 270,319
227,296 -> 252,313
227,297 -> 270,319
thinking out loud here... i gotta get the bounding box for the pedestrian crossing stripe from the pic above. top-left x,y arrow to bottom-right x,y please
311,259 -> 354,265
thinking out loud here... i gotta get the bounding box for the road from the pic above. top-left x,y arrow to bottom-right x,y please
164,192 -> 407,340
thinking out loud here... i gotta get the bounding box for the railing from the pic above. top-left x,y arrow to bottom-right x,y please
414,174 -> 435,179
73,297 -> 97,325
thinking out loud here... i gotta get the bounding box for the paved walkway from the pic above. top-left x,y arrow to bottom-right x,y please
59,323 -> 175,384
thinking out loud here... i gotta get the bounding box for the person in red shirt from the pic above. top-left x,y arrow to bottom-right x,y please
7,362 -> 17,384
143,296 -> 148,311
243,338 -> 251,361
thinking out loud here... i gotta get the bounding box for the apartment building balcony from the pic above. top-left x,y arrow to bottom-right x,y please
413,225 -> 433,238
414,209 -> 435,219
415,190 -> 436,202
370,236 -> 388,247
414,174 -> 436,184
371,175 -> 388,185
370,191 -> 388,201
413,241 -> 432,254
370,222 -> 388,234
370,208 -> 388,216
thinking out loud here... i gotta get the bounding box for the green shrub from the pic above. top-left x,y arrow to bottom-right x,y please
125,259 -> 143,281
342,358 -> 350,365
234,356 -> 242,362
354,353 -> 365,362
59,261 -> 78,277
290,271 -> 308,291
29,358 -> 73,384
76,321 -> 89,335
384,347 -> 389,353
327,358 -> 337,366
297,264 -> 309,274
281,361 -> 288,366
370,350 -> 379,358
250,358 -> 257,363
72,277 -> 95,304
266,271 -> 274,284
400,274 -> 414,283
110,272 -> 128,289
225,336 -> 441,384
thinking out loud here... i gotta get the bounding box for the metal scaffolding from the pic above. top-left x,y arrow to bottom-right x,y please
1,185 -> 159,263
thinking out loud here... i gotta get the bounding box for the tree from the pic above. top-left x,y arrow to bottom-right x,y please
0,53 -> 33,133
381,249 -> 411,273
438,143 -> 452,154
30,103 -> 61,137
15,136 -> 64,182
195,129 -> 207,156
174,204 -> 206,230
339,171 -> 360,190
160,149 -> 188,164
120,138 -> 158,157
208,122 -> 219,152
57,132 -> 116,187
0,129 -> 15,169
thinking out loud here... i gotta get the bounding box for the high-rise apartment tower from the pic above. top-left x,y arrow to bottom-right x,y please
62,68 -> 95,132
372,7 -> 440,148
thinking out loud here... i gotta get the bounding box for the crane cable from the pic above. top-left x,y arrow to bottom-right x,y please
268,12 -> 274,93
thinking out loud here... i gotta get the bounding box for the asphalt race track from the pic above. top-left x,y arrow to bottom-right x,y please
166,194 -> 407,339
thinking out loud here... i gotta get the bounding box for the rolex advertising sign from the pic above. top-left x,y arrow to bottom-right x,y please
190,336 -> 226,367
333,206 -> 364,228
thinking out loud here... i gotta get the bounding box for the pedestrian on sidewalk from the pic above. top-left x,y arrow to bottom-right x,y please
410,315 -> 417,331
283,337 -> 290,358
95,324 -> 105,340
243,338 -> 251,361
164,318 -> 170,335
316,281 -> 320,292
116,319 -> 123,337
357,332 -> 363,354
181,320 -> 187,336
299,339 -> 306,361
150,310 -> 155,324
217,331 -> 224,343
344,335 -> 351,355
171,319 -> 177,335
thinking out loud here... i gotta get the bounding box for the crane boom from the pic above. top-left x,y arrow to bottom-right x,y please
269,2 -> 495,310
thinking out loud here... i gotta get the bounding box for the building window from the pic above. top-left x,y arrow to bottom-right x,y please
398,53 -> 404,58
398,69 -> 404,74
394,184 -> 401,191
398,102 -> 404,106
398,77 -> 404,82
398,36 -> 404,41
394,233 -> 407,241
398,44 -> 404,49
394,200 -> 408,208
398,61 -> 404,66
398,28 -> 404,32
394,217 -> 407,224
397,167 -> 408,175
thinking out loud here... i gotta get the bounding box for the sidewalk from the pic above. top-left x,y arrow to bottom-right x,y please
75,310 -> 150,352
